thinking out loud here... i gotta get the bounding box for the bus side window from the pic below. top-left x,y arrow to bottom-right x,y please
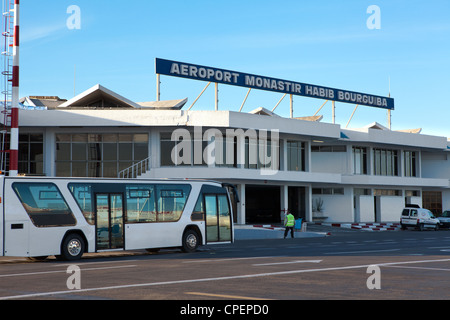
13,183 -> 76,228
156,185 -> 191,222
68,183 -> 94,225
191,194 -> 205,221
126,185 -> 156,223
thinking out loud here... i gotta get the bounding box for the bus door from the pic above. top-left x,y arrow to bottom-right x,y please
204,194 -> 232,243
95,193 -> 124,250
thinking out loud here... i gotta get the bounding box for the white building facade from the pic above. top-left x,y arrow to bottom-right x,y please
11,84 -> 450,225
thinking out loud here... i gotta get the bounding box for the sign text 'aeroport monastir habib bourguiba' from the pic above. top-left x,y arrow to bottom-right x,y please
155,58 -> 394,110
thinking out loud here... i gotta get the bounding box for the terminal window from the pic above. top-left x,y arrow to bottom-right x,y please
19,133 -> 44,176
404,151 -> 417,177
56,133 -> 148,178
287,141 -> 306,172
373,148 -> 399,176
352,147 -> 368,175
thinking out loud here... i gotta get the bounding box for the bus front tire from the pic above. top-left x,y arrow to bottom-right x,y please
182,229 -> 199,253
59,233 -> 85,261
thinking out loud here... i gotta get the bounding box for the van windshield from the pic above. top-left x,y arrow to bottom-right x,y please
424,210 -> 435,218
442,211 -> 450,217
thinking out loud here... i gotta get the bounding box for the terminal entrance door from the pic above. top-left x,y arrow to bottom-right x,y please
288,187 -> 306,220
95,193 -> 124,250
245,185 -> 281,224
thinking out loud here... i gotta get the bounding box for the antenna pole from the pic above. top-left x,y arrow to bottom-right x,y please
387,77 -> 391,130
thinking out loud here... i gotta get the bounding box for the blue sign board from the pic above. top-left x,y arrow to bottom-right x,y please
156,58 -> 394,110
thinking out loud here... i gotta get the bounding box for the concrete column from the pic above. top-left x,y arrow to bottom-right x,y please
44,128 -> 55,177
281,139 -> 287,171
280,184 -> 288,222
237,184 -> 246,225
368,146 -> 374,175
305,141 -> 311,172
347,144 -> 353,175
417,151 -> 422,178
399,149 -> 405,177
306,185 -> 312,222
151,128 -> 160,168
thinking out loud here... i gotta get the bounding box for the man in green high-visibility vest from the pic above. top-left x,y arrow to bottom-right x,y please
283,211 -> 295,239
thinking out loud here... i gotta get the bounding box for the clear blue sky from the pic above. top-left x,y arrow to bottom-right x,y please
19,0 -> 450,136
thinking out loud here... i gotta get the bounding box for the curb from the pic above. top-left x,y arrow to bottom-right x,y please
238,224 -> 304,232
312,222 -> 401,232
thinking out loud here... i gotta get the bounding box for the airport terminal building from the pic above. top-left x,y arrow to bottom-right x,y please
9,82 -> 450,225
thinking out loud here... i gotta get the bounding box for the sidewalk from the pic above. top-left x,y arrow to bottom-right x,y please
233,221 -> 401,240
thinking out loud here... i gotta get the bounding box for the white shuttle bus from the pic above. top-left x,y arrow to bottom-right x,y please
0,176 -> 236,261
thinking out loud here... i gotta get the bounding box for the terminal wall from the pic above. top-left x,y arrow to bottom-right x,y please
378,196 -> 405,222
312,188 -> 353,222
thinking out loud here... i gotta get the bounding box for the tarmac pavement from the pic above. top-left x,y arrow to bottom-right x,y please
234,223 -> 329,240
0,223 -> 369,262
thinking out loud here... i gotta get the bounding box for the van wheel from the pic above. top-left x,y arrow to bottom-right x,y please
182,229 -> 199,253
419,223 -> 425,231
435,224 -> 440,231
60,233 -> 85,261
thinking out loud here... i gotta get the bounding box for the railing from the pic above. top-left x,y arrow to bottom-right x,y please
118,157 -> 151,179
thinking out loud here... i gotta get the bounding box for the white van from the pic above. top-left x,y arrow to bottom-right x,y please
400,207 -> 439,231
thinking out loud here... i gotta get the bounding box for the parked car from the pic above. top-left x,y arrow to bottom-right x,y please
437,211 -> 450,228
400,207 -> 439,231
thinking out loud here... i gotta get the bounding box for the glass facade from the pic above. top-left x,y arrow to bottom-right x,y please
56,133 -> 148,178
373,148 -> 399,176
160,132 -> 207,166
423,191 -> 442,215
19,133 -> 44,175
404,151 -> 417,177
287,141 -> 305,172
352,146 -> 367,175
161,131 -> 279,170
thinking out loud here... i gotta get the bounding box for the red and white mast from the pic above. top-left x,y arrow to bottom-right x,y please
9,0 -> 18,176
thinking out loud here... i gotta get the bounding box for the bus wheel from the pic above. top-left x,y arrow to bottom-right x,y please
61,233 -> 85,261
182,229 -> 199,253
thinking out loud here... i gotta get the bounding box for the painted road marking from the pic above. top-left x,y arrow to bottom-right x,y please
0,265 -> 137,278
185,292 -> 273,300
253,260 -> 322,266
2,258 -> 450,300
182,256 -> 286,264
324,249 -> 400,255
